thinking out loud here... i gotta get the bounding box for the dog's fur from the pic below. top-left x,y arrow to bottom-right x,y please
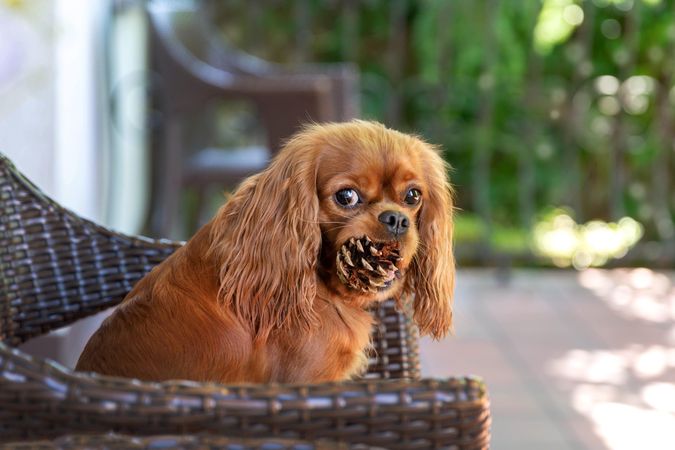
76,121 -> 455,383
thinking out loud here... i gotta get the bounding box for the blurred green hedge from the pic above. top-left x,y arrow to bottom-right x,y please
208,0 -> 675,265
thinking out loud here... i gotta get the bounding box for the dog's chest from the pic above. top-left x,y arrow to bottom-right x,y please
313,304 -> 374,380
268,304 -> 373,382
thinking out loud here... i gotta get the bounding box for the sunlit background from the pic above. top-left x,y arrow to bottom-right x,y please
206,0 -> 674,269
1,0 -> 673,448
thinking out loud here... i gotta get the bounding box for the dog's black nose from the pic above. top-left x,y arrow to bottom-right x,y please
378,210 -> 410,236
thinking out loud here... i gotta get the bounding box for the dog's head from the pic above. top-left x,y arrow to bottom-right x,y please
210,120 -> 455,340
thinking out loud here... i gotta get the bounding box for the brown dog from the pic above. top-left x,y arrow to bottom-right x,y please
76,120 -> 455,383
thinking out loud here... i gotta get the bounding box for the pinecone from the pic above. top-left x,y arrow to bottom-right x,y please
336,236 -> 402,293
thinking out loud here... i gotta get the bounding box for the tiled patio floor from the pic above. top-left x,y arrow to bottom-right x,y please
419,268 -> 675,450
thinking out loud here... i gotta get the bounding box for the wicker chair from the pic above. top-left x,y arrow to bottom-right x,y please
2,434 -> 356,450
0,154 -> 490,449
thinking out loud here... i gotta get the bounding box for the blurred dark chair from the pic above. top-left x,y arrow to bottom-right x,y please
145,0 -> 359,238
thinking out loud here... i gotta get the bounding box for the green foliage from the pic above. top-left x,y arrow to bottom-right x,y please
491,226 -> 531,254
209,0 -> 675,266
454,213 -> 488,244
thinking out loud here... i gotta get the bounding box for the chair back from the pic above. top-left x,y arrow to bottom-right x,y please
0,155 -> 179,346
146,0 -> 359,120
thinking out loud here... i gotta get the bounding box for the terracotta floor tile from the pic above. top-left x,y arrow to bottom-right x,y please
420,268 -> 675,450
489,416 -> 578,450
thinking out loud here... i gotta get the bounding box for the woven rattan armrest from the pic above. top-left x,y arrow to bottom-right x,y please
0,433 -> 354,450
0,344 -> 490,448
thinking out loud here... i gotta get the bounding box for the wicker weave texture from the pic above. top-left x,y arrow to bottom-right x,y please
0,156 -> 180,345
0,154 -> 491,448
0,343 -> 489,448
2,433 -> 356,450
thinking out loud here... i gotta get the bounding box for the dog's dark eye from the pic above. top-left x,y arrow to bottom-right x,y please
335,188 -> 361,208
404,188 -> 422,205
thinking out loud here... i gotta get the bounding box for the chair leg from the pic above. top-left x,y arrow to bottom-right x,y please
150,118 -> 184,239
187,184 -> 208,236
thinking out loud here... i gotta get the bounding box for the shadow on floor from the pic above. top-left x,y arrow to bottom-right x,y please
420,268 -> 675,450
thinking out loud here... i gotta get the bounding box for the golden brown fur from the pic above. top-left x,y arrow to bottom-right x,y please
76,120 -> 455,383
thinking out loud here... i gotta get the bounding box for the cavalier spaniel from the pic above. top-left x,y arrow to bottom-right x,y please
76,120 -> 455,383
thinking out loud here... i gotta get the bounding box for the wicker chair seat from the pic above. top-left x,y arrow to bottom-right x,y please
2,433 -> 359,449
0,154 -> 490,449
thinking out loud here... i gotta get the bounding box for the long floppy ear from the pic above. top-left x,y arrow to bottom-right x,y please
207,133 -> 321,342
407,142 -> 455,339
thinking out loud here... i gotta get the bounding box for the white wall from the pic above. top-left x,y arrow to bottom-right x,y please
0,0 -> 108,220
106,3 -> 150,235
53,0 -> 110,222
0,1 -> 56,193
0,0 -> 148,229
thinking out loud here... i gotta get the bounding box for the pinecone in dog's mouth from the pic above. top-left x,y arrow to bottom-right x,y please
336,236 -> 402,293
